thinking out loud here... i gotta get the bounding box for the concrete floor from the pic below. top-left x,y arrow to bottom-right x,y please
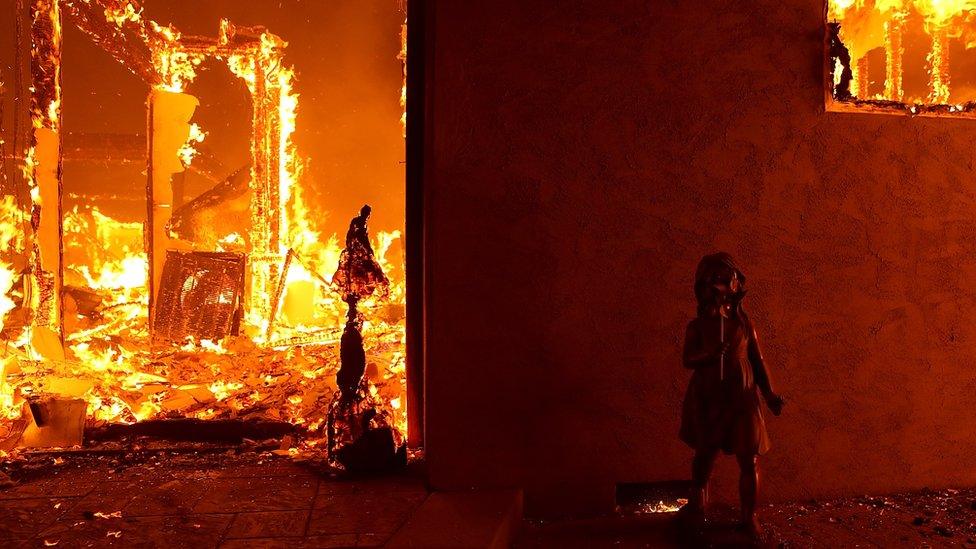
518,489 -> 976,548
0,451 -> 426,548
4,451 -> 976,548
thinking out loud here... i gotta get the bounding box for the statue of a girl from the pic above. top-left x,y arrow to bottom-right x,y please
678,252 -> 784,537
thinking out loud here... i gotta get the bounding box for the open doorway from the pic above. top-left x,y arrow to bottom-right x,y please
0,0 -> 417,466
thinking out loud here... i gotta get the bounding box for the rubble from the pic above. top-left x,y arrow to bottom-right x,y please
763,486 -> 976,547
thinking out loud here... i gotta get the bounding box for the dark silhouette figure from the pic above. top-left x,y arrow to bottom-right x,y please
333,205 -> 389,400
828,22 -> 854,100
678,253 -> 784,538
333,205 -> 389,306
326,205 -> 402,472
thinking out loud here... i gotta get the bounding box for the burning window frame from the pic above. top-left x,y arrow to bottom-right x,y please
826,0 -> 976,117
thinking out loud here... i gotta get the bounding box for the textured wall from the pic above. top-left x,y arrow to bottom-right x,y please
423,0 -> 976,517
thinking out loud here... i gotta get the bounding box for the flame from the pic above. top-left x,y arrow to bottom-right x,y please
884,16 -> 905,101
178,122 -> 207,166
915,0 -> 976,25
399,19 -> 407,136
830,0 -> 976,105
103,1 -> 143,26
637,499 -> 689,514
829,0 -> 858,19
154,48 -> 203,93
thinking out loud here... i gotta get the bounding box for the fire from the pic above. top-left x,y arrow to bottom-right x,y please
103,1 -> 143,26
3,1 -> 409,455
914,0 -> 976,24
177,123 -> 207,166
829,0 -> 976,107
399,19 -> 408,136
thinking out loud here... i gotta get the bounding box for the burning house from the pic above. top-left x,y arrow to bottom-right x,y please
0,0 -> 408,464
9,0 -> 976,546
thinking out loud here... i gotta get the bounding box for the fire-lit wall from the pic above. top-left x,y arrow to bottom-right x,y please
423,1 -> 976,517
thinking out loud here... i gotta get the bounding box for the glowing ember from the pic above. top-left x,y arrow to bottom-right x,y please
638,498 -> 688,514
177,123 -> 207,166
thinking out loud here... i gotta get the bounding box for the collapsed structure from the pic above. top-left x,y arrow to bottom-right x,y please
0,0 -> 407,462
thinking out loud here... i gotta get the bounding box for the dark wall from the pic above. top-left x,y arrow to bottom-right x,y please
423,0 -> 976,517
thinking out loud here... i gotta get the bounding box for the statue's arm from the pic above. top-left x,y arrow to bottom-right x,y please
746,322 -> 774,399
745,313 -> 783,415
682,321 -> 712,369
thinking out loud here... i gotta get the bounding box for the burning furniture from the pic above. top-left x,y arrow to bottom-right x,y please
152,251 -> 246,343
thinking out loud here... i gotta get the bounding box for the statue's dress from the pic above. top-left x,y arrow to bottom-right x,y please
679,313 -> 772,456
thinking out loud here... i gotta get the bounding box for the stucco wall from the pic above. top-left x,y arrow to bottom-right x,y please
423,0 -> 976,517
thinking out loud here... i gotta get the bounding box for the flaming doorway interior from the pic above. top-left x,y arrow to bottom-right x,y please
0,0 -> 411,468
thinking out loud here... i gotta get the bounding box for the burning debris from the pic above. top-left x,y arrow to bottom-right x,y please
0,0 -> 407,465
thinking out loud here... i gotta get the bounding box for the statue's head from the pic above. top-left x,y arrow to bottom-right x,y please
694,252 -> 746,313
360,204 -> 372,219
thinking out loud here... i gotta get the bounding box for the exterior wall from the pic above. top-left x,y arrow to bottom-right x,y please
423,0 -> 976,517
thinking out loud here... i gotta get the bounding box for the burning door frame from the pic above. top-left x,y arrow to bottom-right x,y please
25,0 -> 301,346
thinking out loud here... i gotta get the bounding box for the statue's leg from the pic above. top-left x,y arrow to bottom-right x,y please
736,453 -> 761,535
690,447 -> 718,512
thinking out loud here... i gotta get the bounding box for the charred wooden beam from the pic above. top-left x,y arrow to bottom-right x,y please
28,0 -> 65,339
62,132 -> 145,162
60,0 -> 160,85
58,132 -> 225,183
167,163 -> 251,241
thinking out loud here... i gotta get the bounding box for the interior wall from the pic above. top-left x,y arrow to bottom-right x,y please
423,0 -> 976,517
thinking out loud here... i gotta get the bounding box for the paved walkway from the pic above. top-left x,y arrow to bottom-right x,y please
5,451 -> 976,548
519,488 -> 976,548
0,452 -> 427,548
